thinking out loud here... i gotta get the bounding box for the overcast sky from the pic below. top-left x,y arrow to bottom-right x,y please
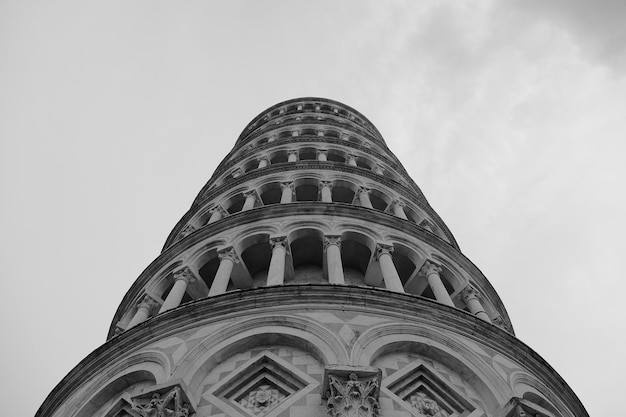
2,1 -> 624,416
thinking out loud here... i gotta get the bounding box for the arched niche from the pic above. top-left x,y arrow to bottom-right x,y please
340,231 -> 376,285
293,177 -> 320,202
287,228 -> 325,284
353,327 -> 506,414
332,179 -> 357,204
239,233 -> 271,287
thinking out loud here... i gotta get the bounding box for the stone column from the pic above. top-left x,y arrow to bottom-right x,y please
209,247 -> 238,296
373,164 -> 384,175
257,156 -> 269,169
419,261 -> 454,307
317,150 -> 328,161
127,295 -> 159,329
159,268 -> 195,313
287,150 -> 298,162
267,236 -> 288,286
358,187 -> 373,208
376,244 -> 404,293
268,135 -> 276,143
347,154 -> 358,167
461,285 -> 491,322
319,181 -> 333,202
324,236 -> 344,284
280,182 -> 295,203
207,206 -> 226,224
242,190 -> 258,211
392,200 -> 408,220
232,168 -> 243,178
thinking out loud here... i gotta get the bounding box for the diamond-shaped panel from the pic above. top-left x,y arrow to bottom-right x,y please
382,361 -> 481,417
205,351 -> 319,417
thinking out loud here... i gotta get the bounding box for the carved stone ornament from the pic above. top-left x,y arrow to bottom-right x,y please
410,392 -> 448,417
131,383 -> 196,417
180,224 -> 196,238
326,372 -> 380,417
324,235 -> 342,251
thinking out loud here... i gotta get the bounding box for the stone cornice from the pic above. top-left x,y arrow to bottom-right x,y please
117,204 -> 505,338
167,163 -> 455,250
39,286 -> 587,417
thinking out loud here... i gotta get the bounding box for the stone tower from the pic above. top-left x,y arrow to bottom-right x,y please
37,98 -> 587,417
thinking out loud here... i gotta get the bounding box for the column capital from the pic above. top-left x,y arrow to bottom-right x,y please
392,199 -> 406,208
280,181 -> 295,190
319,180 -> 333,189
173,267 -> 196,284
375,243 -> 394,260
243,189 -> 259,200
209,205 -> 227,216
317,130 -> 325,137
460,285 -> 482,302
287,149 -> 299,157
419,260 -> 442,277
137,294 -> 159,311
231,168 -> 244,178
347,154 -> 358,163
317,149 -> 328,156
269,236 -> 288,250
180,224 -> 196,238
257,155 -> 269,163
358,186 -> 371,195
218,247 -> 240,263
324,235 -> 341,251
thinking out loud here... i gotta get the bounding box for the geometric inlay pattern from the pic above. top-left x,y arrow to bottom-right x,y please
382,361 -> 481,417
205,351 -> 319,417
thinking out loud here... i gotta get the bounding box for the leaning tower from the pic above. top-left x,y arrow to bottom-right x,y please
37,98 -> 587,417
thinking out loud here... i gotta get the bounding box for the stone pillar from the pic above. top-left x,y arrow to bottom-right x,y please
232,168 -> 243,178
319,181 -> 333,202
207,206 -> 226,224
419,261 -> 454,307
392,200 -> 408,220
127,295 -> 159,329
347,154 -> 358,167
291,130 -> 300,137
242,190 -> 258,211
373,164 -> 384,175
324,236 -> 344,284
317,130 -> 325,137
209,247 -> 238,296
461,285 -> 491,322
280,182 -> 295,203
268,135 -> 276,143
267,236 -> 288,286
287,150 -> 298,162
159,268 -> 195,313
257,156 -> 269,169
317,150 -> 328,161
376,244 -> 404,293
358,187 -> 373,208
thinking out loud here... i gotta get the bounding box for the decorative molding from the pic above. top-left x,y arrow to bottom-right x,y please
131,381 -> 195,417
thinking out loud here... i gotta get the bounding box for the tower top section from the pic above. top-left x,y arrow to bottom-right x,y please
236,97 -> 387,147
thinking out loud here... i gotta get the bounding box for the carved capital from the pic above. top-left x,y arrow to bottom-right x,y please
269,236 -> 288,250
231,168 -> 244,178
461,285 -> 481,302
317,130 -> 325,137
131,383 -> 196,417
287,150 -> 299,158
324,368 -> 381,417
319,180 -> 334,190
358,186 -> 371,195
173,267 -> 196,284
243,190 -> 259,201
324,235 -> 341,251
419,219 -> 434,231
218,247 -> 239,264
209,205 -> 227,216
347,154 -> 358,163
375,243 -> 393,260
137,295 -> 159,312
180,224 -> 196,238
392,199 -> 406,208
280,181 -> 295,190
257,156 -> 269,164
419,261 -> 442,277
